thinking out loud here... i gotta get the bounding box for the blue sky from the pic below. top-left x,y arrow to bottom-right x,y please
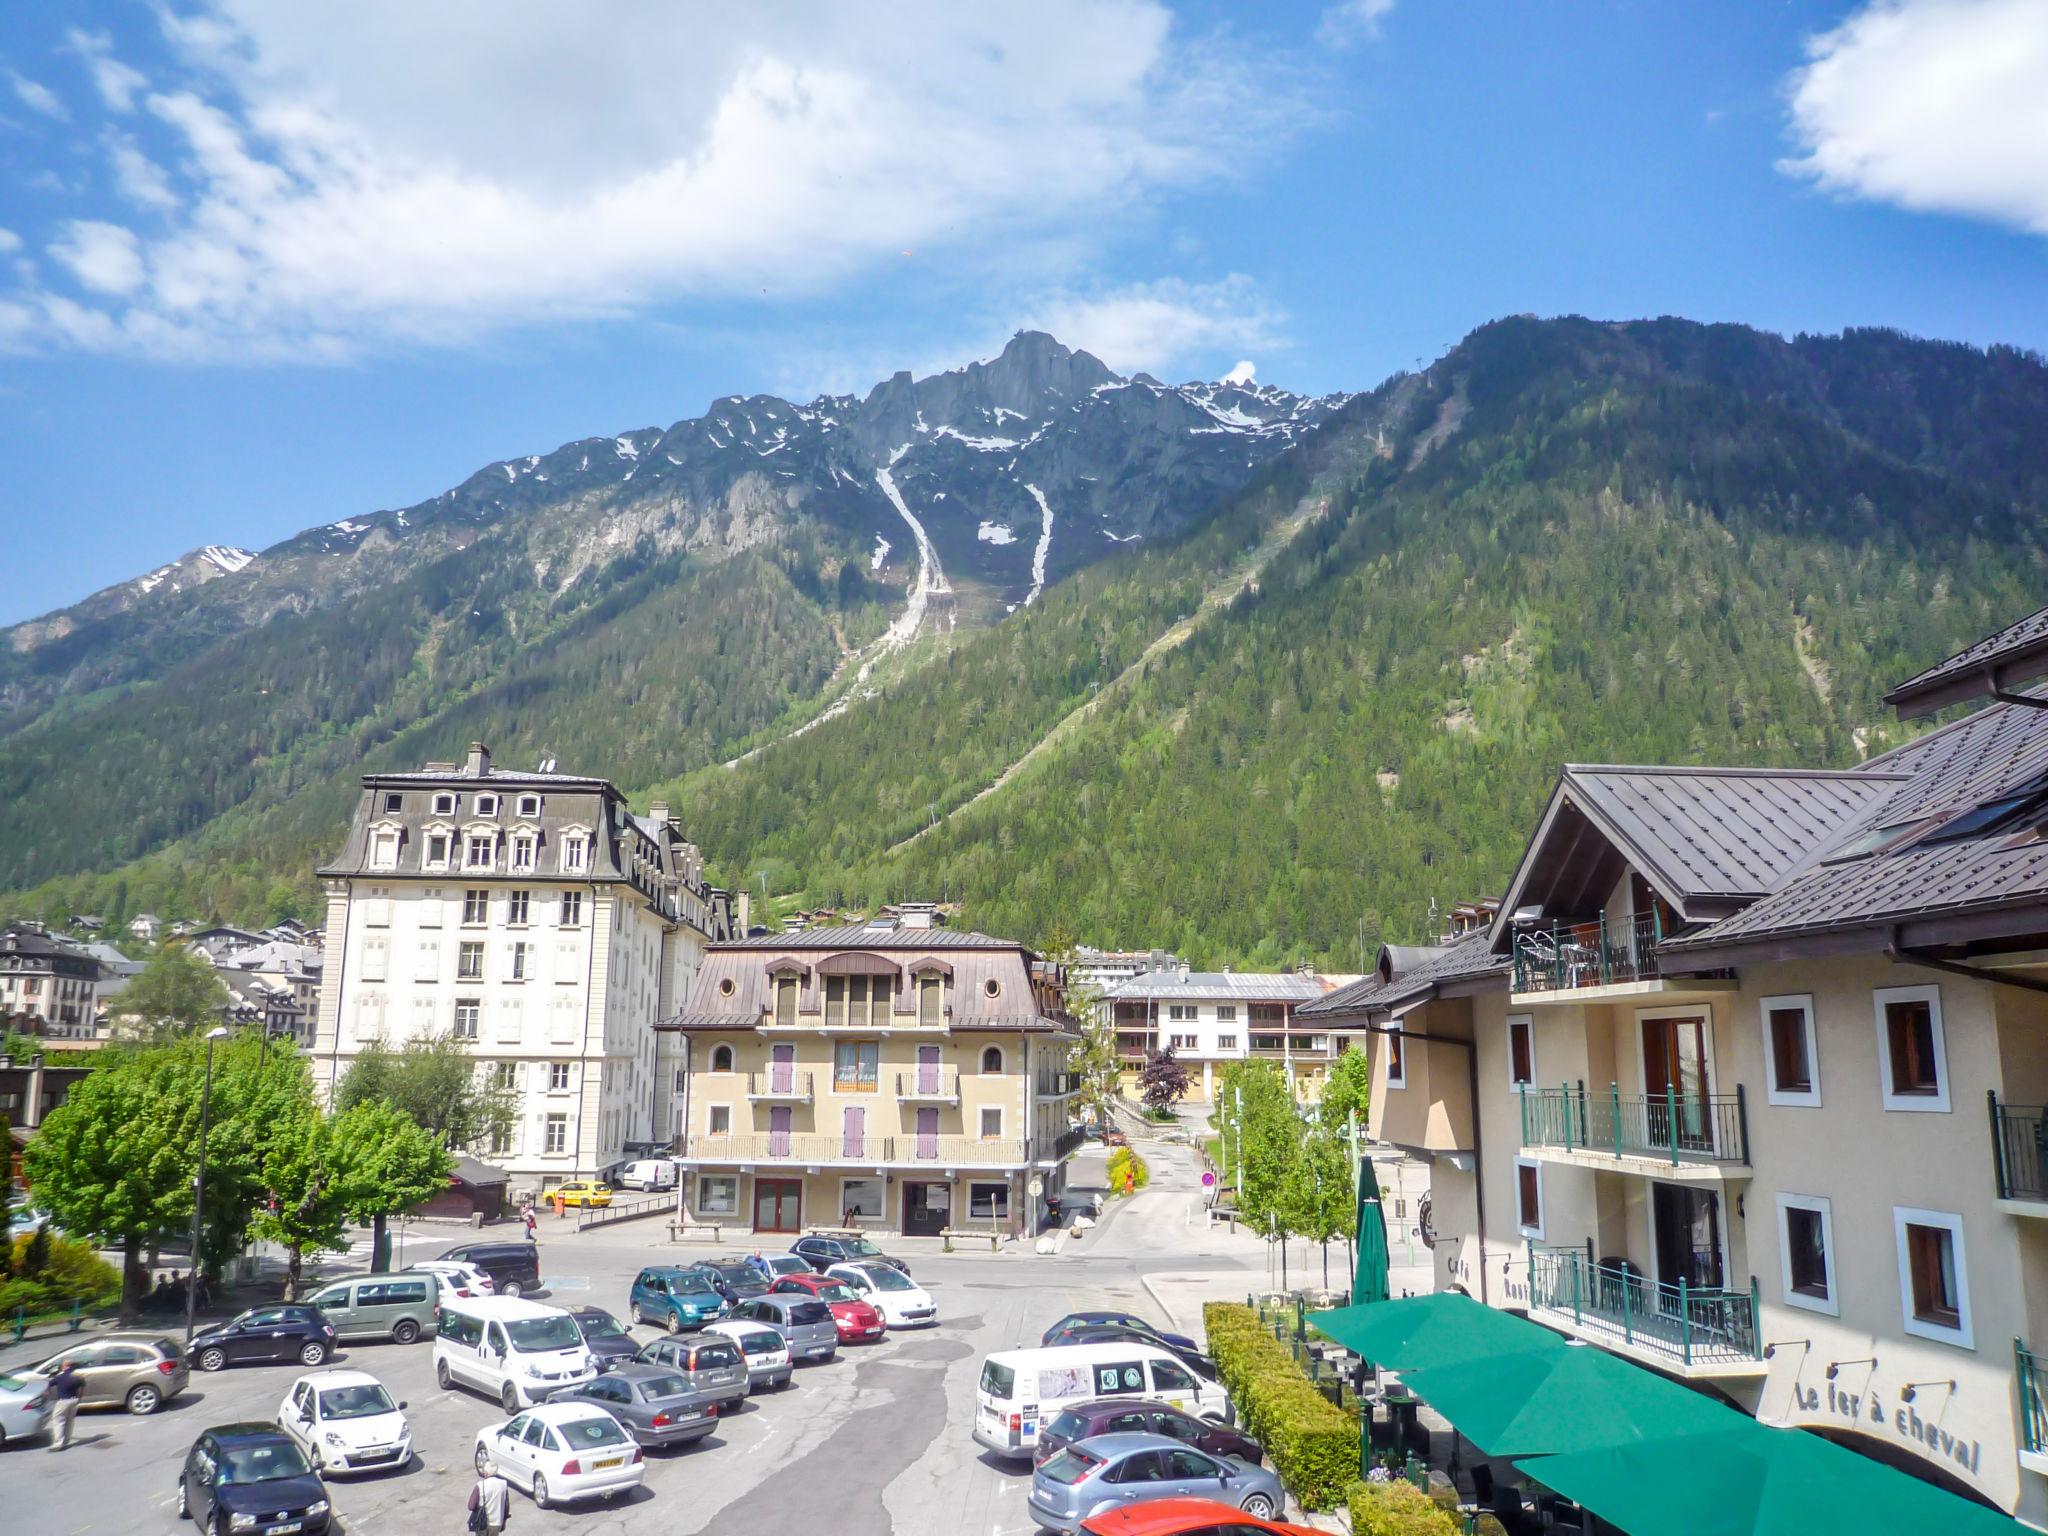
3,0 -> 2046,624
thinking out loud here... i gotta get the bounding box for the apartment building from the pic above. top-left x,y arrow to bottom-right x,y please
0,923 -> 103,1038
309,742 -> 734,1190
1106,967 -> 1342,1099
1304,605 -> 2048,1527
662,917 -> 1083,1238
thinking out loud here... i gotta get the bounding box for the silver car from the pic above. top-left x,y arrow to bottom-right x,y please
1027,1431 -> 1284,1533
725,1295 -> 837,1364
0,1370 -> 52,1448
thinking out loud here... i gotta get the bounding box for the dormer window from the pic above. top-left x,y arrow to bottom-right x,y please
562,834 -> 589,872
369,824 -> 401,870
383,792 -> 404,814
433,792 -> 457,816
425,832 -> 450,868
511,835 -> 537,872
476,793 -> 500,817
517,794 -> 541,818
465,833 -> 495,870
919,976 -> 942,1026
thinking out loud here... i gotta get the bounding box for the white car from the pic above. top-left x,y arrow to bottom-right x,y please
827,1261 -> 938,1327
702,1319 -> 794,1392
473,1402 -> 644,1510
414,1259 -> 495,1300
277,1369 -> 412,1474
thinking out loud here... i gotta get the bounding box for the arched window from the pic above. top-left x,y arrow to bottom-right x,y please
710,1044 -> 734,1073
980,1046 -> 1004,1075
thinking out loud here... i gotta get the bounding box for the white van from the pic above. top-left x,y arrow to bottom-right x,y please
616,1159 -> 678,1192
432,1297 -> 595,1411
972,1341 -> 1230,1459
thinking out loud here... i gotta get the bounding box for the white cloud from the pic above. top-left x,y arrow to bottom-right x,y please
0,229 -> 21,254
1783,0 -> 2048,235
1318,0 -> 1397,49
67,28 -> 150,113
10,74 -> 69,122
107,136 -> 180,210
1222,359 -> 1256,385
49,221 -> 145,295
4,1 -> 1317,360
1020,275 -> 1283,377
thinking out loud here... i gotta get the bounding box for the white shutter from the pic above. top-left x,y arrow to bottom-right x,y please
414,938 -> 440,983
496,997 -> 524,1044
418,897 -> 442,930
413,997 -> 436,1035
362,898 -> 391,928
549,997 -> 578,1045
360,934 -> 388,983
351,992 -> 386,1044
555,939 -> 581,981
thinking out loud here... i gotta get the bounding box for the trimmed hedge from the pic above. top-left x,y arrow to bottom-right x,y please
1350,1480 -> 1460,1536
1202,1302 -> 1357,1510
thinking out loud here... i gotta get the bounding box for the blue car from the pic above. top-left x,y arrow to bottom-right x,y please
628,1266 -> 727,1333
1040,1310 -> 1201,1356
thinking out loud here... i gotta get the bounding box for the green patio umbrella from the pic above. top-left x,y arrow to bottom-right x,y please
1353,1154 -> 1391,1306
1311,1291 -> 1567,1372
1512,1426 -> 2022,1536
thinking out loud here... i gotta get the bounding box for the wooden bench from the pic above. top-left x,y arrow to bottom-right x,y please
939,1227 -> 1003,1253
666,1221 -> 723,1243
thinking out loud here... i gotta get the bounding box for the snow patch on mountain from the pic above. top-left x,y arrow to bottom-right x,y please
871,535 -> 891,572
977,522 -> 1017,545
200,546 -> 255,575
1021,484 -> 1054,608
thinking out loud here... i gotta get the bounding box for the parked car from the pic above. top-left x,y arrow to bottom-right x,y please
276,1369 -> 411,1474
25,1333 -> 188,1415
725,1294 -> 838,1363
1052,1323 -> 1218,1381
791,1232 -> 909,1275
702,1319 -> 794,1392
175,1423 -> 332,1534
0,1371 -> 51,1446
746,1252 -> 813,1282
192,1306 -> 336,1373
412,1258 -> 495,1300
699,1257 -> 772,1303
1042,1311 -> 1201,1356
472,1401 -> 644,1509
1104,1128 -> 1129,1148
305,1273 -> 438,1344
1027,1433 -> 1282,1533
552,1180 -> 613,1209
975,1344 -> 1232,1459
568,1307 -> 640,1372
1062,1495 -> 1320,1535
543,1362 -> 719,1449
434,1297 -> 596,1412
633,1333 -> 749,1415
615,1160 -> 678,1192
434,1240 -> 541,1298
826,1260 -> 938,1327
770,1273 -> 886,1343
1033,1398 -> 1263,1469
628,1265 -> 728,1332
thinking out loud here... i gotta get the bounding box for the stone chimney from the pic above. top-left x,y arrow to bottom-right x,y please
648,800 -> 670,831
464,742 -> 491,778
897,903 -> 937,930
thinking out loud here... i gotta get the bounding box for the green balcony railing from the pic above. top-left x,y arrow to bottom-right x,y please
1528,1245 -> 1760,1366
1519,1080 -> 1749,1166
2018,1340 -> 2048,1455
1990,1092 -> 2048,1204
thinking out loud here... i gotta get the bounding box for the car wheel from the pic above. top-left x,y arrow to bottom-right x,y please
125,1383 -> 162,1415
175,1483 -> 188,1519
436,1358 -> 453,1390
392,1318 -> 420,1345
1240,1492 -> 1276,1519
299,1342 -> 328,1367
197,1346 -> 227,1373
630,1301 -> 644,1326
474,1444 -> 492,1476
531,1473 -> 552,1510
666,1309 -> 682,1335
501,1280 -> 524,1299
500,1381 -> 520,1413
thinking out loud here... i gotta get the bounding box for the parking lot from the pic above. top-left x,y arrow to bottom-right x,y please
0,1141 -> 1279,1535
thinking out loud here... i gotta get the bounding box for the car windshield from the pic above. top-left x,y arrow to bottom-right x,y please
576,1313 -> 628,1340
219,1442 -> 314,1485
814,1283 -> 858,1303
865,1266 -> 915,1292
319,1384 -> 396,1420
767,1257 -> 807,1275
844,1238 -> 884,1258
719,1270 -> 767,1293
557,1416 -> 629,1449
505,1316 -> 582,1351
1039,1447 -> 1101,1486
676,1271 -> 721,1296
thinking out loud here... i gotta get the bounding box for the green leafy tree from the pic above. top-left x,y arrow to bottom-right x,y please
0,1109 -> 11,1281
1291,1119 -> 1357,1291
110,947 -> 229,1042
334,1031 -> 516,1152
331,1100 -> 455,1275
1318,1045 -> 1372,1137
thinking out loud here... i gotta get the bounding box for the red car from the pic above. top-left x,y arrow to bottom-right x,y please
770,1273 -> 886,1342
1078,1497 -> 1319,1536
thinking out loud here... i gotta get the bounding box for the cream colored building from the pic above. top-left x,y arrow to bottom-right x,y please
664,918 -> 1082,1237
309,743 -> 734,1189
1306,607 -> 2048,1528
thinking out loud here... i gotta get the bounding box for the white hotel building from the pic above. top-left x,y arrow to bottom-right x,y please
310,743 -> 735,1189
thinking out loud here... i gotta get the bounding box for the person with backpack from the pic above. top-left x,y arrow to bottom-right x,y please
467,1458 -> 510,1533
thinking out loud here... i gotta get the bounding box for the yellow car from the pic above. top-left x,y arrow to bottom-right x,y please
553,1181 -> 613,1209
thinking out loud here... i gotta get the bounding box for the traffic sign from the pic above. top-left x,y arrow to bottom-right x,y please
1028,1177 -> 1045,1198
1201,1171 -> 1216,1189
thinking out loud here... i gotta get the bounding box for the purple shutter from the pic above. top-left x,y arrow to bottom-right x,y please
843,1105 -> 865,1159
917,1107 -> 938,1159
769,1106 -> 792,1158
917,1044 -> 940,1095
771,1043 -> 794,1094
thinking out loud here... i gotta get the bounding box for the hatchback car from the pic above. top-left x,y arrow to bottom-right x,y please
633,1333 -> 749,1415
0,1371 -> 51,1446
176,1423 -> 332,1535
304,1273 -> 438,1345
791,1233 -> 910,1275
552,1180 -> 613,1209
1043,1311 -> 1201,1356
412,1259 -> 495,1301
1068,1496 -> 1320,1536
726,1294 -> 838,1363
192,1306 -> 336,1373
472,1401 -> 644,1509
543,1362 -> 718,1449
27,1333 -> 188,1415
568,1306 -> 640,1372
1028,1433 -> 1282,1533
826,1260 -> 937,1327
771,1273 -> 886,1342
435,1240 -> 542,1298
746,1252 -> 813,1282
1033,1398 -> 1262,1469
702,1319 -> 794,1392
276,1370 -> 411,1474
629,1265 -> 728,1332
699,1257 -> 772,1303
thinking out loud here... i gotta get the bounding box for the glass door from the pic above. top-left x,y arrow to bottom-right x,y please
1641,1014 -> 1712,1153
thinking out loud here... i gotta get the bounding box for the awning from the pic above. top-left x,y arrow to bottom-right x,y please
1311,1292 -> 1567,1372
1512,1428 -> 2021,1536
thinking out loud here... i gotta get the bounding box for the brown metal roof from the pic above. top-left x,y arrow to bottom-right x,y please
1298,932 -> 1505,1020
1885,603 -> 2048,717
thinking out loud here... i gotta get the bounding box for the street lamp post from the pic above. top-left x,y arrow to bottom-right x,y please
184,1026 -> 231,1344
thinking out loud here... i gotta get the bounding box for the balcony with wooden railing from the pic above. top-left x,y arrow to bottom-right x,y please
1519,1080 -> 1749,1169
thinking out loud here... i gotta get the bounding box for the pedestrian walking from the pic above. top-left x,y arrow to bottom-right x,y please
46,1360 -> 83,1451
467,1457 -> 511,1533
522,1204 -> 537,1243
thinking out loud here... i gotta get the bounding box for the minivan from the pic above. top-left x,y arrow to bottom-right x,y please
433,1297 -> 595,1412
616,1160 -> 677,1192
433,1241 -> 542,1298
971,1342 -> 1230,1460
305,1273 -> 439,1345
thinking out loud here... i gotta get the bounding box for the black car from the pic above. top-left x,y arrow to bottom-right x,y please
177,1423 -> 331,1534
434,1240 -> 541,1297
191,1307 -> 335,1373
568,1306 -> 641,1372
698,1259 -> 771,1303
1051,1323 -> 1219,1381
790,1234 -> 908,1275
1032,1396 -> 1264,1468
1042,1310 -> 1202,1355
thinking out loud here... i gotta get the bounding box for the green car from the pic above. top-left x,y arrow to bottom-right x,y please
628,1267 -> 727,1333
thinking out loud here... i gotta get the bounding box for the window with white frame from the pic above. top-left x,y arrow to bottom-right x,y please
1762,994 -> 1820,1107
462,889 -> 488,925
433,792 -> 457,816
1384,1028 -> 1406,1090
507,890 -> 530,925
383,792 -> 404,814
452,998 -> 480,1040
1777,1193 -> 1836,1315
425,832 -> 450,868
1875,984 -> 1948,1112
698,1175 -> 738,1215
509,942 -> 528,981
1215,1004 -> 1237,1022
1217,1034 -> 1238,1051
547,1062 -> 570,1091
1507,1014 -> 1535,1088
517,794 -> 541,818
560,891 -> 583,927
458,941 -> 485,980
511,836 -> 536,872
370,828 -> 400,869
1167,1004 -> 1197,1022
464,834 -> 494,870
476,794 -> 499,816
562,835 -> 588,872
544,1113 -> 568,1155
710,1043 -> 734,1072
708,1104 -> 731,1135
981,1046 -> 1004,1074
1894,1206 -> 1972,1348
1514,1157 -> 1544,1239
979,1105 -> 1003,1140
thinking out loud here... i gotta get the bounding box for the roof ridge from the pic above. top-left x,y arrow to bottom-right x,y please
1564,762 -> 1909,781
